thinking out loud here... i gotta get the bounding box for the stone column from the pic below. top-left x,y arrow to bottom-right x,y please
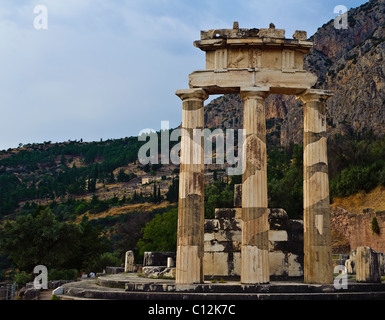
240,87 -> 270,284
124,251 -> 135,273
300,89 -> 333,284
175,88 -> 208,284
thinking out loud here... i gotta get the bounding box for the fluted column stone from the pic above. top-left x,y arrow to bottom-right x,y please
300,89 -> 333,285
240,87 -> 270,284
175,88 -> 208,284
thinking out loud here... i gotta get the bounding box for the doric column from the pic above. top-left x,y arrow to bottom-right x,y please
240,87 -> 270,284
175,88 -> 208,284
299,89 -> 333,284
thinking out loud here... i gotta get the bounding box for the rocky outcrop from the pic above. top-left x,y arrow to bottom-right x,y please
204,0 -> 385,146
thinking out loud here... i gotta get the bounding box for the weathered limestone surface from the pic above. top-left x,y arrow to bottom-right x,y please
190,24 -> 316,95
346,248 -> 385,278
356,247 -> 382,283
300,90 -> 333,285
175,88 -> 208,284
125,251 -> 135,273
176,23 -> 333,285
204,208 -> 242,278
240,87 -> 270,284
189,69 -> 317,95
204,208 -> 304,280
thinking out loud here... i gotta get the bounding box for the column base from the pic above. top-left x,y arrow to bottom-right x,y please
241,246 -> 270,285
176,245 -> 203,285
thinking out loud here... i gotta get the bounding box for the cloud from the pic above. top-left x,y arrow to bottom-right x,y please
0,0 -> 369,150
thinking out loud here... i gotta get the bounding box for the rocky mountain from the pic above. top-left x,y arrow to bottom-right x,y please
204,0 -> 385,146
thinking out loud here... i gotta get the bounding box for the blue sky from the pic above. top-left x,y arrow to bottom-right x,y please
0,0 -> 368,150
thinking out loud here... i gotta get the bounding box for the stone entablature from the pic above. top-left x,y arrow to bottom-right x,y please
190,22 -> 317,95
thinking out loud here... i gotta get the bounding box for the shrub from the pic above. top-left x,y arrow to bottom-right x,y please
88,252 -> 122,274
48,269 -> 78,281
14,271 -> 32,286
372,217 -> 380,235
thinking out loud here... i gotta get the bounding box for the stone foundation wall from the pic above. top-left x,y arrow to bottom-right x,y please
204,208 -> 304,280
331,207 -> 385,253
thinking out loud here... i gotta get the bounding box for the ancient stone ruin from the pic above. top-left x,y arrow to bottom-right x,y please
175,22 -> 333,285
204,185 -> 304,280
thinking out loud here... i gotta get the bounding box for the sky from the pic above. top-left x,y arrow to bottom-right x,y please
0,0 -> 368,150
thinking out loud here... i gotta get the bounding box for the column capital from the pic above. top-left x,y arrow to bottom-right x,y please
175,88 -> 209,102
298,89 -> 333,104
240,86 -> 270,100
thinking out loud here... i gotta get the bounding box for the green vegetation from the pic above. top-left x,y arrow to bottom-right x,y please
328,132 -> 385,199
137,208 -> 178,258
0,207 -> 109,274
205,175 -> 241,219
0,138 -> 144,216
1,127 -> 385,284
268,144 -> 303,219
372,216 -> 380,235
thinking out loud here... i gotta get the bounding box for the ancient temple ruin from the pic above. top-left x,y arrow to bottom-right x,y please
175,23 -> 333,285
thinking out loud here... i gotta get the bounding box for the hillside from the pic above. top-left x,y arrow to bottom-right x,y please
1,0 -> 385,282
332,185 -> 385,215
0,138 -> 183,218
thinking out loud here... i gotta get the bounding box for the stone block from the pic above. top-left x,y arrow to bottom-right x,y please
269,230 -> 288,242
378,252 -> 385,276
269,251 -> 287,277
345,250 -> 357,274
160,268 -> 176,279
125,250 -> 135,273
204,219 -> 220,233
142,266 -> 166,278
258,28 -> 286,39
205,230 -> 240,244
205,241 -> 226,253
23,288 -> 40,300
53,287 -> 64,295
106,267 -> 124,275
293,30 -> 307,40
217,218 -> 242,231
356,247 -> 381,283
288,253 -> 303,277
345,259 -> 355,274
167,257 -> 175,268
235,208 -> 242,219
204,233 -> 215,242
204,252 -> 241,277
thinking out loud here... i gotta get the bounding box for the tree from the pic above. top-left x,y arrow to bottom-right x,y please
204,181 -> 234,219
88,177 -> 97,193
0,208 -> 80,271
0,208 -> 109,272
108,172 -> 115,183
166,177 -> 179,203
137,208 -> 178,257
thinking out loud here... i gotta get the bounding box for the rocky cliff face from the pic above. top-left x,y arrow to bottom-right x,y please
204,0 -> 385,146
